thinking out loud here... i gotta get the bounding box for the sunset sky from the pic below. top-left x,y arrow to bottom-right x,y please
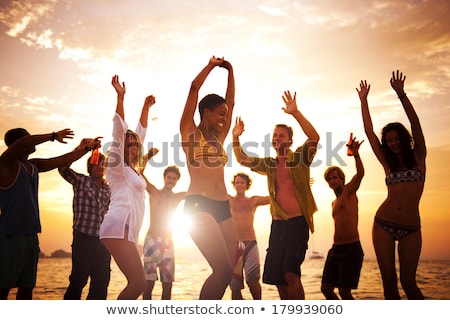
0,0 -> 449,261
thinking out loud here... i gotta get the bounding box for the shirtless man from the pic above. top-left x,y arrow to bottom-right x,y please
228,172 -> 269,300
142,163 -> 186,300
321,139 -> 364,300
232,90 -> 319,299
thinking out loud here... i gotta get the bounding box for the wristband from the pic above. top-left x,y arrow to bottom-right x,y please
354,154 -> 360,158
398,93 -> 407,99
51,132 -> 57,141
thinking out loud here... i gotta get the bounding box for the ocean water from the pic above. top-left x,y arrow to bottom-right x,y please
7,257 -> 450,300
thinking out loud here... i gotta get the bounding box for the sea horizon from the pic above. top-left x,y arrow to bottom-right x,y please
7,256 -> 450,300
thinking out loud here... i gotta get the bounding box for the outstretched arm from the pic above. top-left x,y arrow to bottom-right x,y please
232,117 -> 253,167
31,137 -> 101,172
357,80 -> 387,167
255,195 -> 270,206
180,56 -> 224,137
0,129 -> 74,165
390,70 -> 426,162
282,90 -> 320,158
0,129 -> 75,185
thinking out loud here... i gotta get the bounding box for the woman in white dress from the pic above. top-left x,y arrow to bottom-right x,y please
100,75 -> 155,299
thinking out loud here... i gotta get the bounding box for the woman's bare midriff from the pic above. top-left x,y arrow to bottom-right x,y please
187,162 -> 228,200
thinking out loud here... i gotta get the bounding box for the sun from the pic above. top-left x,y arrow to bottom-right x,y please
170,202 -> 194,248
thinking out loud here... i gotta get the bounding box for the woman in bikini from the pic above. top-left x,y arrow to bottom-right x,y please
99,75 -> 155,299
358,70 -> 426,299
180,56 -> 236,299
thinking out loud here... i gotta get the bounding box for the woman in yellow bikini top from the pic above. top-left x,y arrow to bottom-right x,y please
192,130 -> 228,166
179,56 -> 236,300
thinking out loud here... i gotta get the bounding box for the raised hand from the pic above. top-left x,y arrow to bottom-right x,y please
220,59 -> 232,70
351,138 -> 364,155
79,137 -> 102,151
111,75 -> 126,96
356,80 -> 370,100
146,147 -> 159,159
281,90 -> 298,114
390,70 -> 406,96
144,95 -> 156,109
140,147 -> 159,173
209,56 -> 224,67
232,117 -> 245,138
55,129 -> 74,144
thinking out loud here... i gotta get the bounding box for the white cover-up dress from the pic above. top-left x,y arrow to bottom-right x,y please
99,113 -> 147,244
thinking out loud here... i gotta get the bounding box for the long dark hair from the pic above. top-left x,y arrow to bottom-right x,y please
381,122 -> 416,171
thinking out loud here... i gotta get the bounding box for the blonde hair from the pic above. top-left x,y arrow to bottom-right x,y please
126,130 -> 144,171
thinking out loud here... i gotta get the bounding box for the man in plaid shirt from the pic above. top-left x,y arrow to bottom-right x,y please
58,139 -> 111,299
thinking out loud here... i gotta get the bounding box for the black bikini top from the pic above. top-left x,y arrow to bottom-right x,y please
385,168 -> 425,185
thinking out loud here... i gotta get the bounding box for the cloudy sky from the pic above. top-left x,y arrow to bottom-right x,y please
1,0 -> 449,260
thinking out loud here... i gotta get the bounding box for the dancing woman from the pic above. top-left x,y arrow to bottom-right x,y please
358,70 -> 426,299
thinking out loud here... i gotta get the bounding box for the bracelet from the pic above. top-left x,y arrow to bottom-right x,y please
398,93 -> 407,99
84,146 -> 90,152
51,132 -> 57,141
354,154 -> 360,158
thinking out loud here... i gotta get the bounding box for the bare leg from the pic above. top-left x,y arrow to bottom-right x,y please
16,287 -> 33,300
373,222 -> 401,299
161,282 -> 172,300
102,237 -> 146,300
398,231 -> 424,299
276,284 -> 289,299
232,289 -> 244,300
321,283 -> 339,299
0,288 -> 11,300
338,287 -> 354,300
285,272 -> 304,299
247,280 -> 261,300
189,212 -> 235,299
143,280 -> 155,300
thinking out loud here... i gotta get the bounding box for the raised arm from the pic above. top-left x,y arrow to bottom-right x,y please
282,90 -> 320,159
232,117 -> 253,167
390,70 -> 426,162
140,147 -> 159,174
139,95 -> 156,128
357,80 -> 387,167
219,59 -> 235,140
346,139 -> 365,194
111,75 -> 126,121
180,56 -> 224,137
142,174 -> 158,196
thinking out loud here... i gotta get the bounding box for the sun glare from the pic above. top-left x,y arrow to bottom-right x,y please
171,203 -> 194,247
